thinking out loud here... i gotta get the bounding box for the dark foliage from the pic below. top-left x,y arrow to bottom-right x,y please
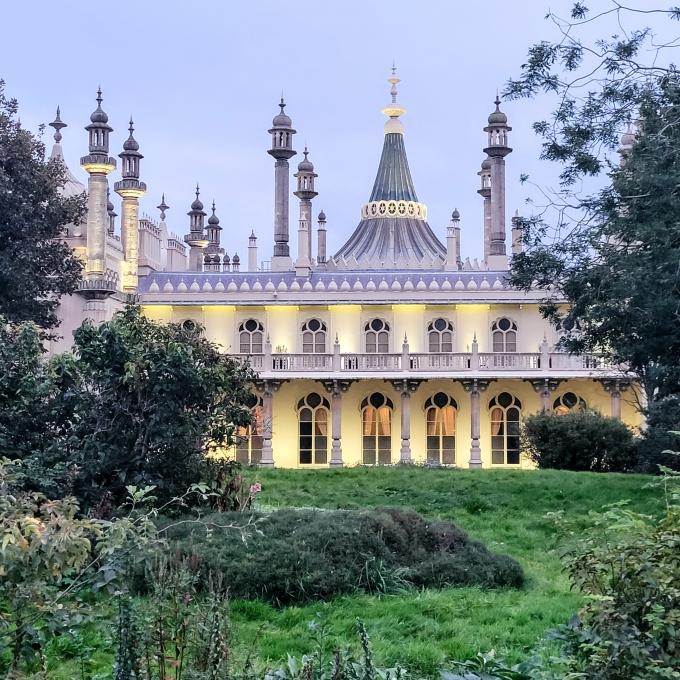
161,507 -> 525,606
636,396 -> 680,473
522,410 -> 637,472
0,80 -> 85,330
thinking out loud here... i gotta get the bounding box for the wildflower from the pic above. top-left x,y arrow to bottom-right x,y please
249,482 -> 262,494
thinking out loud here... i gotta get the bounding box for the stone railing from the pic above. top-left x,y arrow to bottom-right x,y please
231,339 -> 622,376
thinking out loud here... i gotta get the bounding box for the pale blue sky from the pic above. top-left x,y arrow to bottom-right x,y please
1,1 -> 670,261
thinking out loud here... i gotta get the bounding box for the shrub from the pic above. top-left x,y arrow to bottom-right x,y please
161,507 -> 524,606
522,410 -> 637,472
636,395 -> 680,472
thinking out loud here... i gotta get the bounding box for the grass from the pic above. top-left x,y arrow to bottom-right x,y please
46,467 -> 663,678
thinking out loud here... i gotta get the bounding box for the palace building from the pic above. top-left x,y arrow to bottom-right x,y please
49,71 -> 638,468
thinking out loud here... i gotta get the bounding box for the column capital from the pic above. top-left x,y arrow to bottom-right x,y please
321,378 -> 355,396
597,378 -> 631,395
253,378 -> 287,396
388,378 -> 422,394
460,378 -> 495,393
524,377 -> 564,393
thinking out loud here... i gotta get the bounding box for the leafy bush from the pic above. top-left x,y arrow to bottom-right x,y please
522,410 -> 637,472
636,395 -> 680,472
161,507 -> 524,606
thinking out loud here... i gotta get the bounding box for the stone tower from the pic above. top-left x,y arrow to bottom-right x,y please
114,119 -> 147,292
80,89 -> 116,281
293,147 -> 318,276
477,156 -> 492,263
267,98 -> 296,271
184,186 -> 209,271
483,96 -> 512,270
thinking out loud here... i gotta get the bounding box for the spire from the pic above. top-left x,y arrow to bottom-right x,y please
119,117 -> 143,179
84,87 -> 113,155
49,106 -> 66,144
157,194 -> 169,221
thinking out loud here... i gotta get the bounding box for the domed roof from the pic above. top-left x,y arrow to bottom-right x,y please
123,119 -> 140,152
481,156 -> 492,170
90,88 -> 109,124
451,208 -> 460,220
272,98 -> 292,127
208,201 -> 220,225
297,148 -> 314,172
488,96 -> 507,125
191,185 -> 204,211
318,209 -> 326,222
232,253 -> 240,263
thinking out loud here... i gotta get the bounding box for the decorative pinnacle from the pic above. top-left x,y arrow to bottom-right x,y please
382,64 -> 406,119
196,184 -> 200,198
49,106 -> 66,143
279,96 -> 285,113
211,200 -> 216,213
494,94 -> 501,110
157,193 -> 169,220
129,117 -> 134,134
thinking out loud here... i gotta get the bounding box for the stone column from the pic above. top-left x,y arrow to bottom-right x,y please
85,174 -> 110,276
259,383 -> 275,467
489,156 -> 507,256
469,383 -> 482,468
330,388 -> 343,467
400,389 -> 411,462
118,191 -> 144,292
611,382 -> 622,419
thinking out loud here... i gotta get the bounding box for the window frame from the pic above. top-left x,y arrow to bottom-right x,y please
491,317 -> 518,353
424,392 -> 457,465
364,318 -> 391,354
238,318 -> 265,355
489,392 -> 522,465
297,393 -> 330,465
361,393 -> 393,464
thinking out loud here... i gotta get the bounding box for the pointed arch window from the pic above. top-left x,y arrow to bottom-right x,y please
425,393 -> 457,464
428,318 -> 454,353
239,319 -> 264,354
298,393 -> 329,465
492,318 -> 518,352
553,392 -> 587,415
365,319 -> 390,353
234,397 -> 263,465
302,319 -> 327,354
489,392 -> 522,465
361,393 -> 393,464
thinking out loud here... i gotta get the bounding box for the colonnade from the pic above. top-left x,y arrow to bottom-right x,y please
254,377 -> 630,468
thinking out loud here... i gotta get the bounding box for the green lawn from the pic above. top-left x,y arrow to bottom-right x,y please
48,467 -> 662,678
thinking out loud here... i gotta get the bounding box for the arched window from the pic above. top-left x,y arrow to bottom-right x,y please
239,319 -> 264,354
492,318 -> 518,352
489,392 -> 522,465
428,318 -> 454,353
298,393 -> 329,465
181,319 -> 197,332
425,393 -> 457,465
365,319 -> 390,353
234,397 -> 263,465
553,392 -> 587,415
301,319 -> 327,354
361,393 -> 393,464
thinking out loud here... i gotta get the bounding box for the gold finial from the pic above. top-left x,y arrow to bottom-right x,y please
382,63 -> 406,120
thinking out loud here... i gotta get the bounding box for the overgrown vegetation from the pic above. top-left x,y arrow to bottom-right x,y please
163,507 -> 524,605
0,306 -> 256,509
522,410 -> 637,472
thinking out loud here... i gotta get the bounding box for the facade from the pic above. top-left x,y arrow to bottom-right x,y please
50,71 -> 638,468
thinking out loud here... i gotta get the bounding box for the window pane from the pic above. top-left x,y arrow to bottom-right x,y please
442,406 -> 456,435
378,437 -> 391,464
492,331 -> 504,352
426,436 -> 440,464
363,437 -> 376,465
315,409 -> 328,435
363,407 -> 376,436
506,332 -> 517,352
240,332 -> 250,353
300,449 -> 312,464
366,334 -> 376,353
314,436 -> 327,464
377,407 -> 391,435
426,408 -> 437,435
492,449 -> 505,465
378,332 -> 389,353
442,437 -> 455,465
507,448 -> 520,465
315,336 -> 325,353
251,436 -> 263,465
429,333 -> 440,352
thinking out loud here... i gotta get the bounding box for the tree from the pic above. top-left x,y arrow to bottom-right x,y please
0,79 -> 85,330
59,305 -> 256,509
505,4 -> 680,402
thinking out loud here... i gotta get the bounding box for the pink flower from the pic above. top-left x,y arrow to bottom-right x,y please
249,482 -> 262,494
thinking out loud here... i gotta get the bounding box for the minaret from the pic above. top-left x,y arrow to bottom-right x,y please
483,96 -> 512,270
49,106 -> 67,158
267,97 -> 297,271
80,88 -> 116,280
114,118 -> 147,292
511,210 -> 523,255
293,147 -> 318,276
106,188 -> 117,236
157,194 -> 169,270
248,230 -> 258,272
477,156 -> 492,263
317,210 -> 327,269
445,209 -> 461,270
206,201 -> 223,252
184,185 -> 209,271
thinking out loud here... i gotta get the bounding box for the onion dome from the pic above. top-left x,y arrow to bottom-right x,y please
272,97 -> 292,127
90,87 -> 109,124
208,201 -> 220,226
452,208 -> 460,220
223,252 -> 231,266
123,118 -> 140,151
107,188 -> 115,214
318,210 -> 327,222
487,95 -> 508,125
191,184 -> 204,211
481,156 -> 492,170
298,147 -> 314,172
203,253 -> 212,264
232,253 -> 240,265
